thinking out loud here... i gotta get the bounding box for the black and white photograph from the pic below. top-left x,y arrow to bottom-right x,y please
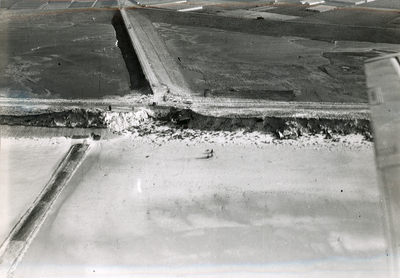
0,0 -> 400,276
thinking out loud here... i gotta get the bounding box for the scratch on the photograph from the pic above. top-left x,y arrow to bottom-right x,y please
137,178 -> 142,193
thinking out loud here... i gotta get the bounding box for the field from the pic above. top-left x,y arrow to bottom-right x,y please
153,21 -> 400,102
0,9 -> 150,99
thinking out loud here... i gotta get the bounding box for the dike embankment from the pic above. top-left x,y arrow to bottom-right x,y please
0,102 -> 372,140
0,7 -> 373,140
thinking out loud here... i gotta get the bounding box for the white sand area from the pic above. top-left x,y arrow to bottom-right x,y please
5,130 -> 389,277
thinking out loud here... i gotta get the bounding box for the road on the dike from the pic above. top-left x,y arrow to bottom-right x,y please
4,132 -> 390,278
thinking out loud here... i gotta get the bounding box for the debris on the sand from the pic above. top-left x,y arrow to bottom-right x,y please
183,99 -> 193,105
167,108 -> 193,125
297,128 -> 303,136
283,129 -> 293,138
276,128 -> 299,140
164,94 -> 182,103
137,94 -> 152,104
103,108 -> 154,133
276,130 -> 284,139
364,131 -> 373,142
91,133 -> 101,141
324,129 -> 333,139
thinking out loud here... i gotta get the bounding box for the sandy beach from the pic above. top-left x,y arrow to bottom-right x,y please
0,135 -> 71,244
0,125 -> 389,277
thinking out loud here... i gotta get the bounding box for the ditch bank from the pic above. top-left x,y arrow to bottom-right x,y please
0,106 -> 373,140
0,108 -> 106,128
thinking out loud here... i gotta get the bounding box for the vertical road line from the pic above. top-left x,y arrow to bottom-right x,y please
0,143 -> 90,277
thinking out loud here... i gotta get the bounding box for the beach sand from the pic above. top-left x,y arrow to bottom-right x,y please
4,127 -> 389,277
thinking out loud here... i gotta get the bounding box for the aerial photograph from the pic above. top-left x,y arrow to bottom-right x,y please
0,0 -> 400,276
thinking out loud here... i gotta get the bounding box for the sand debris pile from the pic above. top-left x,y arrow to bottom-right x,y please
103,108 -> 154,133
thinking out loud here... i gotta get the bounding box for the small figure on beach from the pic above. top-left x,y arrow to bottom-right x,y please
195,149 -> 214,159
204,149 -> 213,158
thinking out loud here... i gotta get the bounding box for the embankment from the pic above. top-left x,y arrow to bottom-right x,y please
0,106 -> 372,139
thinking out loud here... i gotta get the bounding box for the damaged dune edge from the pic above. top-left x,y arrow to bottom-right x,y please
0,105 -> 372,140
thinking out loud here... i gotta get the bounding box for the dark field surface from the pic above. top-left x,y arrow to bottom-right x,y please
235,2 -> 400,27
362,0 -> 400,9
139,7 -> 400,102
2,3 -> 400,103
0,9 -> 149,99
140,7 -> 400,44
153,20 -> 400,102
298,6 -> 400,28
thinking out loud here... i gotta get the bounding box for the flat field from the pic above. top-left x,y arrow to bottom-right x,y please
153,22 -> 400,102
0,9 -> 149,99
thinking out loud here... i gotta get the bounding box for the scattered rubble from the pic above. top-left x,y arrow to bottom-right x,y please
364,131 -> 373,141
91,133 -> 101,140
276,127 -> 300,140
103,108 -> 154,133
137,94 -> 153,104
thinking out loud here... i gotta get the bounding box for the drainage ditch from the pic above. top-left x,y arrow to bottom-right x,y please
112,10 -> 151,92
